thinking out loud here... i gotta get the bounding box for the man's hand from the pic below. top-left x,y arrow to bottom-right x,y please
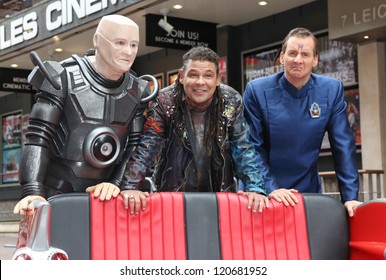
86,183 -> 120,201
237,191 -> 269,213
13,195 -> 47,216
121,190 -> 149,215
268,188 -> 299,206
344,200 -> 362,217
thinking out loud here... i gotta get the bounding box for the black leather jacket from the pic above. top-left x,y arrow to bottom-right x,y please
122,83 -> 265,194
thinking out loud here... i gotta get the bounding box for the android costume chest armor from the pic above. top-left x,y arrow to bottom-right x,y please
19,53 -> 155,199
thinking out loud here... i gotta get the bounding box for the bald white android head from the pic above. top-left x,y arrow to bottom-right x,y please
91,15 -> 139,80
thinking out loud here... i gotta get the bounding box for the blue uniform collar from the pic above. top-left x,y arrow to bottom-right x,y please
279,74 -> 314,99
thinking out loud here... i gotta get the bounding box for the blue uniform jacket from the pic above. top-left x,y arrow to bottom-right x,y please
243,71 -> 359,202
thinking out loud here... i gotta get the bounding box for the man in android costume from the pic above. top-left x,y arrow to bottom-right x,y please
14,15 -> 155,215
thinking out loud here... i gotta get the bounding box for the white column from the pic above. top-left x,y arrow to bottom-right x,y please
358,41 -> 386,197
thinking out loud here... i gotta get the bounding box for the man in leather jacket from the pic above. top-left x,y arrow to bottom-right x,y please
14,15 -> 153,215
120,46 -> 268,215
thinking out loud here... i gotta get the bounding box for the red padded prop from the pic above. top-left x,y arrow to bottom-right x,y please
217,192 -> 310,260
349,200 -> 386,260
90,192 -> 187,260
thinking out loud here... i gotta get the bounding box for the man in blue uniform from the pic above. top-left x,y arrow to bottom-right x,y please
243,27 -> 361,216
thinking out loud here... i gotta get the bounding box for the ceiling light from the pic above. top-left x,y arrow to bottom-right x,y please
158,18 -> 174,33
258,1 -> 268,6
158,8 -> 174,34
11,64 -> 18,68
173,4 -> 183,10
364,35 -> 370,39
55,48 -> 63,52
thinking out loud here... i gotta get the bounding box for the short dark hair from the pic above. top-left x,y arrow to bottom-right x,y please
181,46 -> 219,74
281,27 -> 318,57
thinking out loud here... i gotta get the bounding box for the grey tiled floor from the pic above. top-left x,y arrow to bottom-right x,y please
0,232 -> 17,260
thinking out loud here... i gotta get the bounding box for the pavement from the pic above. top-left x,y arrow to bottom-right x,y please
0,232 -> 18,260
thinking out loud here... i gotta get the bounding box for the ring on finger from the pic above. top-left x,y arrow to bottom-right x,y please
129,195 -> 135,200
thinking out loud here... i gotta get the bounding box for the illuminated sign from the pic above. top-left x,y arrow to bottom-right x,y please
328,0 -> 386,41
0,68 -> 35,93
0,0 -> 142,55
145,14 -> 217,51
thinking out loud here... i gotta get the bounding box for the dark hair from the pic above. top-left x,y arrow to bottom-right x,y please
281,27 -> 318,57
181,46 -> 220,74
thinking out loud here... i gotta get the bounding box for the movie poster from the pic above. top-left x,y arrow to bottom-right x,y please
2,147 -> 21,183
2,111 -> 23,184
167,69 -> 179,86
219,56 -> 228,84
321,87 -> 360,152
22,114 -> 30,143
2,112 -> 22,150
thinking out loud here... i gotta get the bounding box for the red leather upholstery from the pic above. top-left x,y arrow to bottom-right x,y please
349,199 -> 386,260
45,192 -> 354,260
217,192 -> 310,259
90,192 -> 312,260
90,192 -> 187,260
